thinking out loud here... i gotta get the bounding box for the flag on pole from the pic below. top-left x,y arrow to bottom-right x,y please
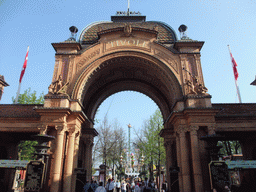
228,45 -> 242,103
19,46 -> 29,83
15,46 -> 29,104
229,51 -> 239,81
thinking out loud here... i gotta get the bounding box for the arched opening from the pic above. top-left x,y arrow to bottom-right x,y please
71,52 -> 183,191
74,53 -> 183,126
91,91 -> 165,188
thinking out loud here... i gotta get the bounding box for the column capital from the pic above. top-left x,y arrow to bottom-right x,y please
193,54 -> 201,60
67,125 -> 80,137
175,125 -> 188,136
189,125 -> 199,135
38,124 -> 48,134
55,124 -> 67,134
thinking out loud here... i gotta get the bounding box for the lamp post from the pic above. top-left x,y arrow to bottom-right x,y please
128,124 -> 132,161
24,134 -> 55,192
157,124 -> 161,191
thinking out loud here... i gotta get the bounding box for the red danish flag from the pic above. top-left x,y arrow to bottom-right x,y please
19,46 -> 29,83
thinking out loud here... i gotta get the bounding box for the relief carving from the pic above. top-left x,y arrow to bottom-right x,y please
48,75 -> 68,95
42,116 -> 66,123
77,49 -> 100,70
57,82 -> 69,95
123,23 -> 133,37
154,49 -> 178,73
183,68 -> 208,95
68,56 -> 74,83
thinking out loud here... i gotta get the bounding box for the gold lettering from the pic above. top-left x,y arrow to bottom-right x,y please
141,41 -> 146,47
109,41 -> 114,47
127,40 -> 136,45
120,40 -> 126,45
106,39 -> 147,48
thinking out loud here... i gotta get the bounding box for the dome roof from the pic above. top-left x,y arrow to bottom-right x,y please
79,18 -> 178,45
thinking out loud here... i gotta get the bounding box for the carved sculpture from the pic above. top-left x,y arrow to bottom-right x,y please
186,79 -> 197,94
124,23 -> 132,36
48,75 -> 64,94
183,68 -> 208,95
57,82 -> 69,95
197,83 -> 208,94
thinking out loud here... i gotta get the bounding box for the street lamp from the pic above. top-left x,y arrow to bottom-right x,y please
127,124 -> 132,160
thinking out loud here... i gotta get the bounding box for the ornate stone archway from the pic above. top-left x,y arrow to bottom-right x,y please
40,15 -> 215,192
4,14 -> 256,192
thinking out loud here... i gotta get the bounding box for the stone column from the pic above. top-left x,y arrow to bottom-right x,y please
85,138 -> 92,180
190,125 -> 203,192
176,133 -> 183,192
71,131 -> 81,192
164,140 -> 171,188
50,124 -> 66,192
177,126 -> 191,192
63,126 -> 77,192
175,132 -> 183,192
88,142 -> 94,179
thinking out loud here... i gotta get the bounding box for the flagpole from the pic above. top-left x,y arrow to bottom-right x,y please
14,82 -> 21,104
15,46 -> 29,104
127,0 -> 130,15
228,45 -> 242,103
234,80 -> 242,103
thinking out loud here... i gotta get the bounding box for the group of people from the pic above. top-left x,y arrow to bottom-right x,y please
119,178 -> 160,192
84,178 -> 167,192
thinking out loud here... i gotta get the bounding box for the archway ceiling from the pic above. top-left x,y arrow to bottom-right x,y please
80,56 -> 183,121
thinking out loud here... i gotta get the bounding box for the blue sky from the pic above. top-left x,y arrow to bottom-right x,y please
1,0 -> 256,133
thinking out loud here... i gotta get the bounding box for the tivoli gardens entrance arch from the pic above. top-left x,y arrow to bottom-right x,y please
44,14 -> 213,192
2,13 -> 256,192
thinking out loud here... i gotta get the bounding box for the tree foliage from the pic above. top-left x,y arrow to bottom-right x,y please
18,140 -> 38,160
93,116 -> 127,179
12,87 -> 44,104
133,109 -> 166,180
13,88 -> 44,160
218,140 -> 242,156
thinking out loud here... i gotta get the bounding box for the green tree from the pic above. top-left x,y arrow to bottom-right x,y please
12,87 -> 44,104
93,116 -> 127,180
218,140 -> 242,156
134,109 -> 166,180
13,88 -> 44,160
18,140 -> 38,160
